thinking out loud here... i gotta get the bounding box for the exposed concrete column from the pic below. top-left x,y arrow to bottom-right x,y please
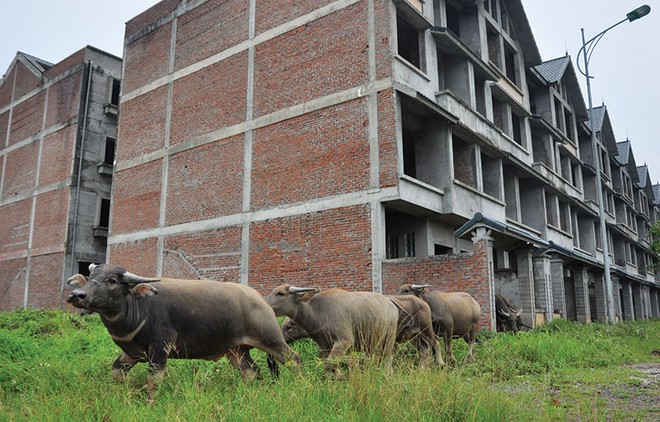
573,266 -> 591,323
516,248 -> 535,329
533,254 -> 552,324
632,283 -> 643,321
621,280 -> 635,321
550,257 -> 566,318
592,271 -> 608,323
641,286 -> 650,320
651,289 -> 660,318
610,274 -> 621,323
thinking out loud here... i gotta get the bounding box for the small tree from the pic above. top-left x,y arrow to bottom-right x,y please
650,221 -> 660,271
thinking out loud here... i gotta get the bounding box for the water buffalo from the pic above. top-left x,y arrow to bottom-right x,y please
279,294 -> 445,367
67,264 -> 300,387
395,284 -> 481,365
495,294 -> 528,332
266,285 -> 398,376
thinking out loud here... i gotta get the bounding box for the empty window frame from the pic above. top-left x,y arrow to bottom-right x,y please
397,14 -> 422,69
452,134 -> 477,188
107,78 -> 121,106
103,137 -> 116,166
404,232 -> 416,257
387,234 -> 400,259
97,198 -> 111,229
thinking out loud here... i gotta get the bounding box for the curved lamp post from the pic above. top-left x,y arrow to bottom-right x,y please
576,5 -> 651,324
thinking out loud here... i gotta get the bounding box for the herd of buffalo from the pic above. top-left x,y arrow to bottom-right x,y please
67,263 -> 526,387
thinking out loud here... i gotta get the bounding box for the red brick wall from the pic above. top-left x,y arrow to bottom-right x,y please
111,160 -> 162,234
3,141 -> 38,196
255,0 -> 336,34
38,126 -> 76,188
0,199 -> 30,256
249,205 -> 373,295
45,72 -> 82,128
8,91 -> 45,146
28,252 -> 64,309
378,89 -> 398,188
166,135 -> 244,225
170,53 -> 248,145
0,111 -> 8,143
12,61 -> 41,100
107,237 -> 159,277
163,226 -> 242,281
32,188 -> 69,250
123,22 -> 172,94
125,0 -> 179,36
43,50 -> 85,80
253,2 -> 369,117
116,85 -> 168,161
382,239 -> 492,329
0,258 -> 27,311
0,69 -> 14,107
251,99 -> 371,210
174,0 -> 249,71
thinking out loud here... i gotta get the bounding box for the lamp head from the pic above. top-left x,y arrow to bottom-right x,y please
627,5 -> 651,22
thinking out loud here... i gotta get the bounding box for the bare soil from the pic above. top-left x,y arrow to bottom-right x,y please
600,362 -> 660,420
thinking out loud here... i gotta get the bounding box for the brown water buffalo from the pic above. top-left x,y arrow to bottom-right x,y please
266,285 -> 398,376
395,283 -> 481,365
279,294 -> 445,367
67,264 -> 300,386
495,294 -> 528,332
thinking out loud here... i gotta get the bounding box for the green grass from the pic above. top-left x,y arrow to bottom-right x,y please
1,309 -> 658,421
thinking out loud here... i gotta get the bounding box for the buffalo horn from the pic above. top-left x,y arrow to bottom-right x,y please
498,308 -> 510,317
122,271 -> 161,284
88,263 -> 97,273
410,284 -> 433,291
288,286 -> 318,294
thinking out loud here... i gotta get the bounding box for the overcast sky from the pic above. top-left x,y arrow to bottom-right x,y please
1,1 -> 658,183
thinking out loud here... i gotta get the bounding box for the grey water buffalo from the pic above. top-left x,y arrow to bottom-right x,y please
395,284 -> 481,365
67,264 -> 300,386
279,295 -> 444,367
266,285 -> 398,376
495,294 -> 528,332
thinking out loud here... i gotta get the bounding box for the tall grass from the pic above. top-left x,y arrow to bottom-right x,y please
1,309 -> 658,421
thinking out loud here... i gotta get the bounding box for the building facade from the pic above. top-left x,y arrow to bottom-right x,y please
0,47 -> 121,311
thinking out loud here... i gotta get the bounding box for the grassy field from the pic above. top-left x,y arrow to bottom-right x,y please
0,309 -> 658,421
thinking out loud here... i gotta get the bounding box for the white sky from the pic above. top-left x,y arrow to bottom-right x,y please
1,1 -> 658,184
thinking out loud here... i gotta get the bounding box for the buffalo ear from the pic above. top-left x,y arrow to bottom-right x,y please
67,274 -> 88,288
130,283 -> 158,297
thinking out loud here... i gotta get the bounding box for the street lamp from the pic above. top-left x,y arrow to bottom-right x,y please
577,5 -> 651,324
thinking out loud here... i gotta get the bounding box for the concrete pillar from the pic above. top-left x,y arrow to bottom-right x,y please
621,280 -> 635,321
533,254 -> 553,324
592,271 -> 608,323
550,257 -> 566,318
611,275 -> 621,323
516,248 -> 535,329
641,286 -> 650,320
651,290 -> 660,318
573,266 -> 591,323
632,283 -> 643,321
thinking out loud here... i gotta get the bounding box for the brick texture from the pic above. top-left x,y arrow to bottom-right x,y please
45,72 -> 82,129
0,68 -> 14,107
253,2 -> 369,117
32,188 -> 69,250
125,0 -> 179,36
254,0 -> 336,34
27,252 -> 64,309
382,239 -> 492,329
163,226 -> 243,281
170,53 -> 247,145
251,99 -> 370,210
116,85 -> 168,161
166,135 -> 244,225
12,61 -> 41,100
107,237 -> 159,277
174,0 -> 249,71
0,111 -> 9,144
110,160 -> 162,234
378,89 -> 398,187
38,126 -> 75,188
249,205 -> 373,295
8,91 -> 45,146
3,141 -> 38,197
123,22 -> 172,94
0,258 -> 27,311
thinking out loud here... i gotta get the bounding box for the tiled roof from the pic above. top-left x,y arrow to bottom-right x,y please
637,165 -> 649,188
653,184 -> 660,205
616,140 -> 630,165
18,52 -> 53,73
586,105 -> 606,132
533,56 -> 570,83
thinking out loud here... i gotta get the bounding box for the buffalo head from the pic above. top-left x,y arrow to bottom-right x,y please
67,264 -> 160,317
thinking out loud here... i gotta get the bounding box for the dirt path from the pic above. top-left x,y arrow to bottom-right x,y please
600,362 -> 660,420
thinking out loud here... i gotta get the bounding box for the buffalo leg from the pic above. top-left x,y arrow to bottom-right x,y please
327,339 -> 352,378
111,352 -> 139,382
253,340 -> 301,376
228,346 -> 260,381
145,344 -> 170,387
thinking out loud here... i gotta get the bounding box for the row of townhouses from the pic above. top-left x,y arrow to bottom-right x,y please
1,0 -> 659,329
